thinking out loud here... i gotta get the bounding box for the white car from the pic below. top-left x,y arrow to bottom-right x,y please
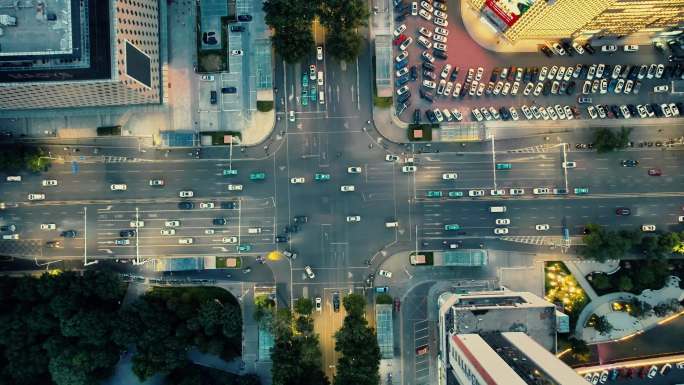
347,166 -> 362,174
304,265 -> 315,279
494,228 -> 509,235
340,185 -> 355,192
533,82 -> 544,96
435,27 -> 448,36
178,238 -> 194,244
28,193 -> 45,201
402,165 -> 417,173
433,34 -> 447,43
520,105 -> 533,119
653,85 -> 669,93
317,46 -> 323,60
475,67 -> 484,81
601,44 -> 617,52
423,79 -> 436,89
442,173 -> 457,180
433,17 -> 447,27
433,9 -> 447,19
289,110 -> 295,122
510,81 -> 520,95
385,154 -> 399,162
230,49 -> 243,56
490,189 -> 505,196
397,85 -> 410,95
378,269 -> 393,278
227,184 -> 243,191
509,107 -> 519,121
42,179 -> 58,186
562,161 -> 576,168
111,184 -> 127,191
417,36 -> 432,49
40,223 -> 56,230
468,190 -> 485,197
204,229 -> 215,235
533,188 -> 550,195
199,202 -> 215,209
418,27 -> 432,38
623,44 -> 639,52
572,42 -> 585,55
418,8 -> 432,21
535,224 -> 550,231
290,177 -> 306,184
317,72 -> 324,86
160,229 -> 176,236
395,51 -> 408,63
495,219 -> 510,225
346,215 -> 361,222
315,297 -> 322,311
165,220 -> 180,227
222,236 -> 238,243
149,179 -> 164,186
396,67 -> 409,78
393,23 -> 406,37
179,190 -> 194,197
510,188 -> 525,195
201,75 -> 214,81
641,225 -> 656,232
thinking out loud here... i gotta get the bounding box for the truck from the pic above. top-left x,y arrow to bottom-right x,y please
0,15 -> 17,26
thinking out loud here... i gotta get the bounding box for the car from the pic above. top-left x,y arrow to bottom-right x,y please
230,49 -> 243,56
178,202 -> 194,210
574,187 -> 589,195
227,184 -> 243,191
533,188 -> 550,195
433,42 -> 447,51
347,166 -> 363,174
654,84 -> 669,93
201,75 -> 215,81
442,173 -> 457,180
393,23 -> 406,37
510,81 -> 520,95
148,179 -> 165,187
562,161 -> 576,168
165,220 -> 180,227
304,265 -> 316,279
237,14 -> 252,21
489,189 -> 505,196
655,64 -> 665,79
340,185 -> 355,192
433,17 -> 447,27
444,224 -> 461,231
599,371 -> 609,384
199,202 -> 215,209
316,45 -> 324,60
426,191 -> 443,198
179,190 -> 194,197
402,165 -> 417,173
520,105 -> 533,119
495,219 -> 510,225
448,191 -> 464,198
119,229 -> 135,237
433,34 -> 447,43
160,229 -> 176,236
378,269 -> 393,278
494,228 -> 509,235
587,106 -> 598,119
433,9 -> 447,19
601,44 -> 617,52
40,223 -> 56,230
619,104 -> 631,119
468,190 -> 485,197
346,215 -> 361,223
41,179 -> 58,186
416,344 -> 429,355
647,365 -> 658,378
418,8 -> 432,20
314,297 -> 322,312
623,79 -> 634,94
396,67 -> 409,79
648,168 -> 662,176
535,224 -> 550,231
641,225 -> 656,232
433,108 -> 444,122
111,184 -> 127,191
396,85 -> 410,96
114,239 -> 130,246
28,193 -> 46,201
533,82 -> 543,96
572,42 -> 585,55
309,64 -> 317,80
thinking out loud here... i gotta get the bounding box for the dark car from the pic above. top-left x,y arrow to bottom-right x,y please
648,168 -> 662,176
237,14 -> 252,21
616,207 -> 631,216
221,87 -> 237,94
230,25 -> 245,32
294,215 -> 308,224
425,109 -> 437,123
395,13 -> 406,22
275,235 -> 288,243
422,62 -> 435,71
397,91 -> 411,104
410,66 -> 418,81
413,109 -> 421,124
433,50 -> 447,60
449,66 -> 459,81
213,218 -> 227,226
45,241 -> 61,248
332,292 -> 340,312
610,105 -> 621,118
61,230 -> 77,238
120,230 -> 136,237
0,224 -> 16,232
419,89 -> 433,103
540,46 -> 553,57
583,43 -> 596,54
565,80 -> 576,94
620,159 -> 639,167
220,201 -> 236,209
210,91 -> 217,104
490,67 -> 500,82
178,201 -> 194,210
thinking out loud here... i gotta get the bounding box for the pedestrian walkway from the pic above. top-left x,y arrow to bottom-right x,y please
564,261 -> 600,301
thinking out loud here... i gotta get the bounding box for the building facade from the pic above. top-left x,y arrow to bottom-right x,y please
468,0 -> 684,42
0,0 -> 160,110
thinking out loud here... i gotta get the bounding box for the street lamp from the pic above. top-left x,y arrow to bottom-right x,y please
83,206 -> 98,267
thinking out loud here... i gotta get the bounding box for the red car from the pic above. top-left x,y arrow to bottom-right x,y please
648,168 -> 662,176
416,345 -> 429,355
394,297 -> 401,312
393,34 -> 407,46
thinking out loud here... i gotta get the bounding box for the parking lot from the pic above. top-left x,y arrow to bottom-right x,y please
391,0 -> 684,125
580,362 -> 684,385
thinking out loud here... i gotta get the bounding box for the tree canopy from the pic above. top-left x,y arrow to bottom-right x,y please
0,144 -> 51,173
592,127 -> 631,153
333,294 -> 380,385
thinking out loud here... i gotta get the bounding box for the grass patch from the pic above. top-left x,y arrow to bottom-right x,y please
545,261 -> 589,330
200,130 -> 242,145
216,256 -> 242,269
257,100 -> 274,112
374,96 -> 393,108
376,293 -> 393,304
407,124 -> 435,141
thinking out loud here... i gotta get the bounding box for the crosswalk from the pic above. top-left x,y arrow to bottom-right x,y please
500,235 -> 577,250
507,143 -> 560,154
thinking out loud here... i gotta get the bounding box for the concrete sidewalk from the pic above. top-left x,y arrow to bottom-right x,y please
565,261 -> 600,301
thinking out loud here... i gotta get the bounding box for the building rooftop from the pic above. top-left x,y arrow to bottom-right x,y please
0,0 -> 79,59
452,334 -> 527,385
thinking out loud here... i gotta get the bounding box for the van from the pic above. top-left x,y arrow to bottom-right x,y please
248,227 -> 262,234
319,91 -> 324,104
489,206 -> 507,213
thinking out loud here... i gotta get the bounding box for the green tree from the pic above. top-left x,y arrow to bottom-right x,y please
319,0 -> 368,30
568,337 -> 590,362
334,294 -> 380,385
617,275 -> 634,292
591,274 -> 611,291
593,127 -> 631,153
342,293 -> 366,317
325,32 -> 363,62
263,0 -> 318,62
593,316 -> 613,335
628,298 -> 651,318
581,224 -> 634,262
294,298 -> 314,316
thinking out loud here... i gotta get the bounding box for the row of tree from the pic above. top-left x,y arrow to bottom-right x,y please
581,224 -> 683,262
0,144 -> 51,173
0,272 -> 250,385
592,127 -> 632,153
263,0 -> 368,63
